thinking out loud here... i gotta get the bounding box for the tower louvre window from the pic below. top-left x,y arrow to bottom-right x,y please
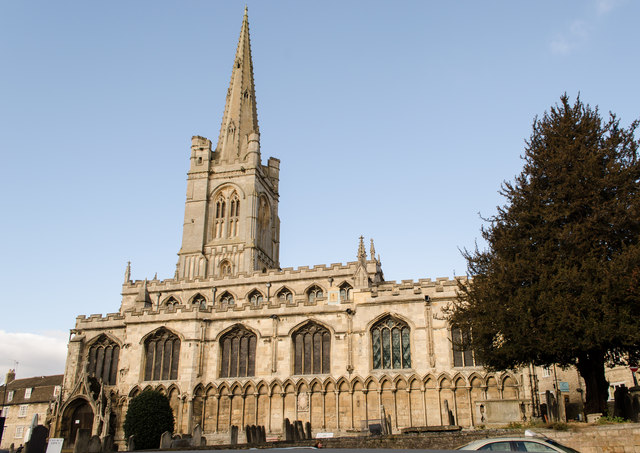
143,328 -> 180,381
371,316 -> 411,370
293,322 -> 330,375
87,335 -> 120,385
219,325 -> 256,378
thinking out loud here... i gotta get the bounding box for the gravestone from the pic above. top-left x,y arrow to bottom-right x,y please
245,425 -> 252,444
160,432 -> 172,450
127,435 -> 135,452
230,425 -> 238,445
25,426 -> 48,453
192,424 -> 203,447
259,425 -> 266,444
87,435 -> 101,453
304,422 -> 312,440
73,429 -> 91,453
380,406 -> 388,435
101,435 -> 114,453
283,419 -> 293,442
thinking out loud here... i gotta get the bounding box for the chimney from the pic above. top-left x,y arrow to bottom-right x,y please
5,369 -> 15,385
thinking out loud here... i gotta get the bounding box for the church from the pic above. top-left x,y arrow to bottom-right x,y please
55,9 -> 528,447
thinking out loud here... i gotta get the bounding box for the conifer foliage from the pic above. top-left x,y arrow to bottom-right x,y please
124,390 -> 174,450
447,95 -> 640,415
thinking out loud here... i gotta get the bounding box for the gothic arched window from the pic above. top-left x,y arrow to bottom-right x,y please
339,282 -> 353,301
229,192 -> 240,238
248,290 -> 263,306
371,316 -> 411,370
214,195 -> 226,239
219,326 -> 256,378
143,329 -> 180,381
220,260 -> 232,277
276,287 -> 293,303
219,291 -> 235,305
192,293 -> 206,309
87,335 -> 120,386
306,285 -> 324,303
293,322 -> 330,375
165,297 -> 178,308
451,326 -> 478,367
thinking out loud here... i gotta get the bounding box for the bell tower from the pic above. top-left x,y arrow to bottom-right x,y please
176,8 -> 280,280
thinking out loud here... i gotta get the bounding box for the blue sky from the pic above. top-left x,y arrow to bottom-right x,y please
1,0 -> 638,380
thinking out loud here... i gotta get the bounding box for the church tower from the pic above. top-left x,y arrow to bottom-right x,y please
177,8 -> 280,280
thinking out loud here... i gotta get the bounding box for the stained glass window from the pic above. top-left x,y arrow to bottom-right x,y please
219,325 -> 257,378
371,316 -> 411,370
293,322 -> 330,374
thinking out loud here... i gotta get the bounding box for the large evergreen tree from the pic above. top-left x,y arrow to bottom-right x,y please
124,390 -> 174,450
447,95 -> 640,415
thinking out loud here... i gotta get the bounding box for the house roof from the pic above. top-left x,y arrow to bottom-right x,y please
0,374 -> 63,406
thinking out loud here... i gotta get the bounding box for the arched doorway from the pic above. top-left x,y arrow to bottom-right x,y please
61,399 -> 94,446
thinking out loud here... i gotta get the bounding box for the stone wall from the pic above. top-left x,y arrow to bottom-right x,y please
542,423 -> 640,453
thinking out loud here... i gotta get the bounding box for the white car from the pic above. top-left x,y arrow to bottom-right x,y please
456,435 -> 580,452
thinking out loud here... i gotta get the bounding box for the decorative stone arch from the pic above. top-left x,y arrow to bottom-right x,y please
219,260 -> 234,278
322,376 -> 337,393
437,372 -> 454,388
407,374 -> 422,390
269,380 -> 283,396
128,386 -> 141,398
500,373 -> 520,399
204,383 -> 218,396
467,372 -> 485,386
294,378 -> 310,394
242,381 -> 257,395
139,326 -> 184,344
309,377 -> 323,392
287,318 -> 334,337
365,311 -> 416,332
86,332 -> 122,348
274,285 -> 294,303
193,383 -> 206,396
59,396 -> 94,448
392,374 -> 408,390
156,384 -> 168,395
209,182 -> 246,201
214,322 -> 261,342
142,385 -> 154,393
364,376 -> 379,392
451,372 -> 468,387
378,375 -> 393,390
350,376 -> 365,392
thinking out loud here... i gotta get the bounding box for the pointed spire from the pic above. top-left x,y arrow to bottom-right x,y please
370,239 -> 376,261
216,7 -> 259,163
357,235 -> 367,263
124,261 -> 131,284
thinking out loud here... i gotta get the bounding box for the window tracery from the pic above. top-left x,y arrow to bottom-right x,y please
143,329 -> 180,381
248,290 -> 263,306
371,316 -> 411,370
276,288 -> 293,303
306,285 -> 324,303
220,260 -> 232,277
219,326 -> 256,378
219,291 -> 235,305
87,335 -> 120,385
165,297 -> 178,308
339,282 -> 353,301
192,293 -> 206,309
212,189 -> 240,240
451,326 -> 478,367
292,322 -> 330,375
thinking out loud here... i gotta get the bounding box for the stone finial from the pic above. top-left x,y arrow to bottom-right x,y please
124,261 -> 131,284
370,238 -> 376,261
357,236 -> 366,262
153,272 -> 158,281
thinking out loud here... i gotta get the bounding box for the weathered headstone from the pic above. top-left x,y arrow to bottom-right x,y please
245,425 -> 252,444
101,434 -> 114,453
87,435 -> 102,453
230,425 -> 238,445
25,426 -> 48,453
259,425 -> 266,444
192,424 -> 203,447
304,421 -> 312,440
73,429 -> 91,453
284,419 -> 293,442
160,431 -> 172,450
127,435 -> 135,452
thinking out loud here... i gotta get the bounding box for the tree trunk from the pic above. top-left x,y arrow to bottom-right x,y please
576,351 -> 609,415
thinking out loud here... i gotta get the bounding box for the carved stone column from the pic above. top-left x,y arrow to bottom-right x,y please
466,386 -> 473,427
406,388 -> 413,427
349,390 -> 354,430
436,385 -> 443,426
392,389 -> 398,430
362,389 -> 369,429
201,396 -> 208,431
214,395 -> 220,433
421,385 -> 428,426
334,390 -> 340,431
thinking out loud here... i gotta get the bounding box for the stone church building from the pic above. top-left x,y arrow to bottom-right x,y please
55,9 -> 529,447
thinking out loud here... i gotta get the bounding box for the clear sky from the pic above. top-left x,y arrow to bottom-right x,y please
1,0 -> 638,381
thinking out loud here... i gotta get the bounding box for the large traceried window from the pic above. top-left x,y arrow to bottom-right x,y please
87,335 -> 120,385
451,326 -> 479,367
213,189 -> 240,239
293,322 -> 331,375
144,329 -> 180,381
219,326 -> 256,378
371,316 -> 411,370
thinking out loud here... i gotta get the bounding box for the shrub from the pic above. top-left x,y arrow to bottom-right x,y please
123,390 -> 174,450
596,415 -> 629,424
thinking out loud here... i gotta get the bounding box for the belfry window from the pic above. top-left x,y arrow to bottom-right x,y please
219,291 -> 235,305
451,326 -> 478,367
143,328 -> 180,381
214,195 -> 226,238
277,288 -> 293,303
220,260 -> 232,277
306,285 -> 324,303
229,192 -> 240,238
371,316 -> 411,370
219,326 -> 256,378
248,290 -> 263,306
87,335 -> 120,385
339,282 -> 353,301
293,322 -> 330,375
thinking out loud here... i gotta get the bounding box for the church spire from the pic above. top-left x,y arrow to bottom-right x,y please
216,7 -> 259,163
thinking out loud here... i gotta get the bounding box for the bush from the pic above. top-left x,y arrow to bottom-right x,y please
596,415 -> 629,424
123,390 -> 174,450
